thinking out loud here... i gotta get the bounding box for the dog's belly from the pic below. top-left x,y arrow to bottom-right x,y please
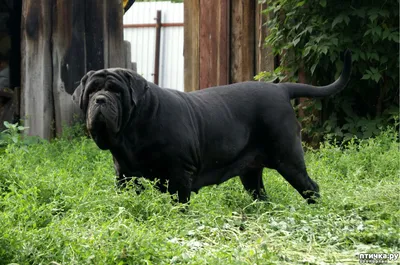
191,149 -> 264,192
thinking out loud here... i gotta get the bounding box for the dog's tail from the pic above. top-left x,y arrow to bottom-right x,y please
281,50 -> 352,99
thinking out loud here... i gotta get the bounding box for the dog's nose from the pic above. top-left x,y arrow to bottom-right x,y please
95,95 -> 107,105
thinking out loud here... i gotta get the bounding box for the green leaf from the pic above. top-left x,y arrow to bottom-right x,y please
369,53 -> 379,61
332,16 -> 343,28
330,38 -> 338,46
319,0 -> 326,7
363,130 -> 372,138
372,26 -> 382,37
353,8 -> 366,18
382,29 -> 391,40
363,29 -> 372,37
293,38 -> 301,46
369,13 -> 378,22
303,46 -> 312,57
344,16 -> 350,25
296,1 -> 306,7
310,63 -> 318,75
389,32 -> 400,43
371,72 -> 382,83
361,74 -> 371,80
315,99 -> 322,110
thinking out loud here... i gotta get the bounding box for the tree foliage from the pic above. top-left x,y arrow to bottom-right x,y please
257,0 -> 399,142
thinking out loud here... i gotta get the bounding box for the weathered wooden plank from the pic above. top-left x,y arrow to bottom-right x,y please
21,0 -> 126,139
255,2 -> 274,73
85,0 -> 105,71
217,0 -> 229,86
230,0 -> 256,83
183,0 -> 200,92
199,0 -> 229,89
52,0 -> 87,136
105,0 -> 125,68
199,0 -> 210,89
124,41 -> 132,68
21,0 -> 54,138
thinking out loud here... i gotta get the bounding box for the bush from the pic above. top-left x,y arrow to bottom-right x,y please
257,0 -> 399,142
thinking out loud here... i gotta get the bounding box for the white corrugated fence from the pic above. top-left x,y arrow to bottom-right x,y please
123,1 -> 184,91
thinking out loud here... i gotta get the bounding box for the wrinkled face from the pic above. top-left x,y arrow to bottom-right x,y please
72,68 -> 148,150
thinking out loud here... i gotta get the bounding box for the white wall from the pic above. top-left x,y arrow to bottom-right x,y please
123,1 -> 184,91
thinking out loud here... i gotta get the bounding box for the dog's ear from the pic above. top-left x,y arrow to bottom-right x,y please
122,69 -> 149,106
72,70 -> 95,111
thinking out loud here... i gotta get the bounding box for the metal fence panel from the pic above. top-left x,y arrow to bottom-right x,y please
123,2 -> 184,91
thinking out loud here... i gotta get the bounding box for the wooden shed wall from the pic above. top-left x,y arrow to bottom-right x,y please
21,0 -> 125,139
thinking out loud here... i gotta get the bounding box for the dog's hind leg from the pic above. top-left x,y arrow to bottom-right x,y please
240,168 -> 268,201
267,117 -> 320,204
274,137 -> 320,204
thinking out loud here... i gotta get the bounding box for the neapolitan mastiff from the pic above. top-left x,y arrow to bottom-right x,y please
72,50 -> 352,204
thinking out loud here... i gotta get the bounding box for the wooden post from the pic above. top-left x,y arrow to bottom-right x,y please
124,41 -> 132,68
21,0 -> 54,139
230,0 -> 256,83
52,0 -> 87,136
105,0 -> 125,68
184,0 -> 200,92
199,0 -> 229,89
255,2 -> 274,74
154,10 -> 162,85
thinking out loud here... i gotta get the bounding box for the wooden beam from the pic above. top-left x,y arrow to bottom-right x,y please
255,2 -> 274,74
105,0 -> 125,68
230,0 -> 256,83
85,0 -> 105,71
21,0 -> 54,138
52,0 -> 87,136
199,0 -> 229,89
217,0 -> 229,86
183,0 -> 200,92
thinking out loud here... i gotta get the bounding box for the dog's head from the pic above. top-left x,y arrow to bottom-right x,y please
72,68 -> 149,150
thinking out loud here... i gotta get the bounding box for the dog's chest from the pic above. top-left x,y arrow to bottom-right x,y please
115,142 -> 179,176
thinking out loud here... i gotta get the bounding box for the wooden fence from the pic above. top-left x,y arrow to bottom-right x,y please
184,0 -> 275,92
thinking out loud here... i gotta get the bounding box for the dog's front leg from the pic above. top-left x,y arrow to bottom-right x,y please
167,169 -> 193,204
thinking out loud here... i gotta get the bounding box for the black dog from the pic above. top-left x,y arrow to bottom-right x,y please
72,50 -> 351,204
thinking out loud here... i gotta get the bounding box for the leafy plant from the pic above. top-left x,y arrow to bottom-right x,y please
0,121 -> 46,153
0,121 -> 28,146
258,0 -> 399,142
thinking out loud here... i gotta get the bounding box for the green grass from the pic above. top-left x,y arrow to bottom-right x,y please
0,128 -> 399,265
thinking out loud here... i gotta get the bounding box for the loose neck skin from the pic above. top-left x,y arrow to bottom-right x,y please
115,86 -> 161,147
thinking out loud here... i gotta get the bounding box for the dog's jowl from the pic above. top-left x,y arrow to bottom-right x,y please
72,50 -> 352,204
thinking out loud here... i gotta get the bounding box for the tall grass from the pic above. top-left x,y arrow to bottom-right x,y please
0,127 -> 399,265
